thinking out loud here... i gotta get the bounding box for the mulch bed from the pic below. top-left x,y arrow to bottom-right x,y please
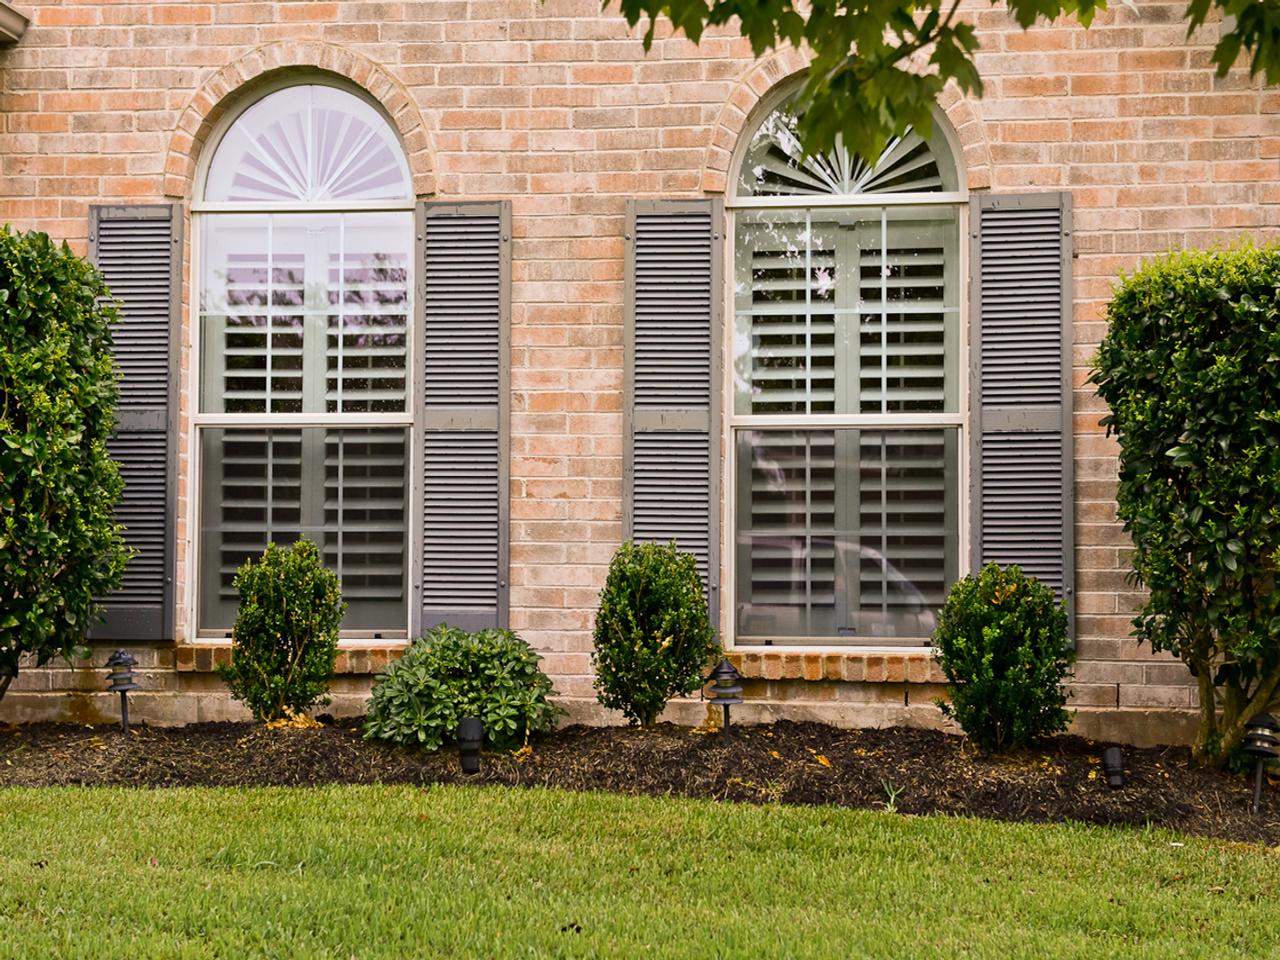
2,718 -> 1277,846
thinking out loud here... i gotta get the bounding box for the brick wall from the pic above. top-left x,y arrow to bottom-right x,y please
1,0 -> 1277,744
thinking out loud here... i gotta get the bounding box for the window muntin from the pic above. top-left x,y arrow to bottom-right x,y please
197,84 -> 413,638
730,96 -> 964,648
204,85 -> 413,204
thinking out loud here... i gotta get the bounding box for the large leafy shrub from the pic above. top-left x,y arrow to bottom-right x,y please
592,541 -> 719,726
364,625 -> 561,751
0,227 -> 128,705
217,539 -> 343,722
933,564 -> 1073,753
1092,245 -> 1280,764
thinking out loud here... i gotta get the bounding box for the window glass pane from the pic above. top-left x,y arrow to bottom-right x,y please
201,212 -> 410,414
733,207 -> 959,416
198,427 -> 408,636
205,85 -> 413,203
736,101 -> 956,198
735,428 -> 958,645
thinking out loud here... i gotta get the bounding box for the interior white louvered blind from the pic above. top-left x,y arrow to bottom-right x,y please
90,205 -> 180,641
201,213 -> 410,415
197,427 -> 408,633
419,202 -> 510,632
205,85 -> 412,204
732,208 -> 959,645
737,105 -> 956,198
625,199 -> 721,626
971,193 -> 1074,631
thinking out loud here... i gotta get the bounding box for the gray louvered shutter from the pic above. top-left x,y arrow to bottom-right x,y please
416,201 -> 510,632
624,199 -> 722,629
89,204 -> 181,640
970,192 -> 1074,632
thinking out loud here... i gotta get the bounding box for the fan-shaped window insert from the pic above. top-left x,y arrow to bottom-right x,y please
205,85 -> 413,204
737,101 -> 958,198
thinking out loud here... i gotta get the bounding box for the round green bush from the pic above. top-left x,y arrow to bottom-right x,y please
217,539 -> 344,722
592,540 -> 719,726
0,227 -> 128,705
363,625 -> 561,751
932,563 -> 1073,753
1092,244 -> 1280,763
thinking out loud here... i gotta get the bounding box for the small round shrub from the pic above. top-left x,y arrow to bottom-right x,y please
932,563 -> 1073,753
363,625 -> 561,751
217,539 -> 344,723
592,540 -> 719,726
0,227 -> 128,704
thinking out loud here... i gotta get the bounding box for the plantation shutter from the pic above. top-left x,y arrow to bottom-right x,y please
970,192 -> 1074,631
89,204 -> 181,640
735,212 -> 957,642
416,201 -> 510,632
624,199 -> 722,629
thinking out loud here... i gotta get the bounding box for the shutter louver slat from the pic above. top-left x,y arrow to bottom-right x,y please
625,200 -> 721,629
419,202 -> 510,632
90,205 -> 180,640
971,193 -> 1074,634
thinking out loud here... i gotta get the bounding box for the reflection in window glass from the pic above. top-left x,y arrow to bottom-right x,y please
735,429 -> 959,644
733,207 -> 959,417
201,212 -> 411,415
199,427 -> 408,635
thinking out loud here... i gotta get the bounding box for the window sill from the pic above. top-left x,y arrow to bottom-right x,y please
726,650 -> 945,685
176,643 -> 407,676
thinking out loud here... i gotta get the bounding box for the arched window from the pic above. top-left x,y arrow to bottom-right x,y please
196,83 -> 414,637
729,90 -> 966,648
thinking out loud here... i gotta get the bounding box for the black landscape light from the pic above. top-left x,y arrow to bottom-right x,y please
1101,746 -> 1125,789
708,659 -> 744,742
1242,712 -> 1279,815
105,650 -> 139,734
457,716 -> 484,776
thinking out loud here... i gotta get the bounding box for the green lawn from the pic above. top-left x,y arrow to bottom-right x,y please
0,786 -> 1276,959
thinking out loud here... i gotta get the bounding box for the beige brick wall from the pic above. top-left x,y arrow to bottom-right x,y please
1,0 -> 1277,743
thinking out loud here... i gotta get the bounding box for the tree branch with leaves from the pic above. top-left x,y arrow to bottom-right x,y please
610,0 -> 1280,161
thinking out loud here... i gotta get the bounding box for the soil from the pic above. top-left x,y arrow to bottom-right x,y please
2,718 -> 1277,846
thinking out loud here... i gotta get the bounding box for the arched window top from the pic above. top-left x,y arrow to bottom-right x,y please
204,84 -> 413,204
735,97 -> 960,199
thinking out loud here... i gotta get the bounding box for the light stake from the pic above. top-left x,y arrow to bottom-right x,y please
104,650 -> 139,734
1242,713 -> 1279,816
1101,746 -> 1124,789
457,716 -> 484,775
707,659 -> 744,742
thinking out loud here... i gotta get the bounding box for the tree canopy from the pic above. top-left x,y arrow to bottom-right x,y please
612,0 -> 1280,162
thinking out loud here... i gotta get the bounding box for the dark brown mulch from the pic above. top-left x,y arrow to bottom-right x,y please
2,718 -> 1276,846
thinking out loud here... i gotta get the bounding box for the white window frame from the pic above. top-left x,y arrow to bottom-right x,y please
186,76 -> 417,645
723,87 -> 971,654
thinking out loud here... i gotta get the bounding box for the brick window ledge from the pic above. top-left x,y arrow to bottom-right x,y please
727,650 -> 945,685
177,643 -> 407,675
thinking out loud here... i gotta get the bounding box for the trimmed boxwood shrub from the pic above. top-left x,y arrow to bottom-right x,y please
592,540 -> 719,726
0,227 -> 129,706
217,539 -> 343,723
364,625 -> 561,751
1092,244 -> 1280,764
933,563 -> 1073,753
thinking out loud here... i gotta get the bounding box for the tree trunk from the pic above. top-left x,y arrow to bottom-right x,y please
0,672 -> 12,706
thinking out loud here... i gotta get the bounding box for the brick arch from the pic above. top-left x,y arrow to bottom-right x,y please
700,47 -> 993,194
164,41 -> 434,200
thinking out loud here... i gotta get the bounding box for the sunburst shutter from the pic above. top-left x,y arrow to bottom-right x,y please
89,204 -> 181,640
416,202 -> 510,632
624,199 -> 722,628
970,192 -> 1074,631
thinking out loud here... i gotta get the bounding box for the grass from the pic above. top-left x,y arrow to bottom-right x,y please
0,786 -> 1276,959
